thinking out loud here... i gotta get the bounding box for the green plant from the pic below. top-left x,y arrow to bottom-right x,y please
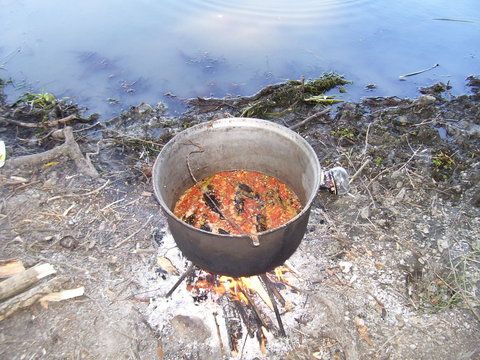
432,151 -> 455,169
374,156 -> 383,166
14,92 -> 57,109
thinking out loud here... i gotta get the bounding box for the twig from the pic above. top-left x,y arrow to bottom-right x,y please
399,63 -> 439,80
349,159 -> 371,184
100,198 -> 125,212
86,140 -> 102,163
13,180 -> 42,191
112,215 -> 153,249
106,129 -> 165,147
47,179 -> 110,202
289,107 -> 331,130
397,146 -> 423,172
446,252 -> 480,323
433,18 -> 475,23
239,333 -> 248,360
362,122 -> 372,156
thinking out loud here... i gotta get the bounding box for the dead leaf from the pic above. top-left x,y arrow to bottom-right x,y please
355,317 -> 373,346
43,161 -> 60,168
156,257 -> 179,275
0,259 -> 25,278
375,262 -> 385,270
141,191 -> 153,197
39,286 -> 85,308
10,176 -> 28,183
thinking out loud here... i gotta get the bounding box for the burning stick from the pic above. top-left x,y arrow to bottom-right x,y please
260,274 -> 286,337
241,276 -> 273,311
212,312 -> 226,357
165,263 -> 195,298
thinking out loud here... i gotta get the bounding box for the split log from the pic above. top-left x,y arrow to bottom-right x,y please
39,286 -> 85,308
0,259 -> 25,279
4,127 -> 99,178
243,291 -> 274,331
0,263 -> 56,301
0,276 -> 66,321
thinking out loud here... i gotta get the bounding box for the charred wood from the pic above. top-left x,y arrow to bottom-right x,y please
220,297 -> 243,356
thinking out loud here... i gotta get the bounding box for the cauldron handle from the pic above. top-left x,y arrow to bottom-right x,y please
319,167 -> 349,195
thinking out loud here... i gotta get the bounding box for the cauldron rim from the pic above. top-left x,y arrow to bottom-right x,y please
153,117 -> 321,238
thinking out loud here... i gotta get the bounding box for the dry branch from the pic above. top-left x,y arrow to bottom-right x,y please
349,158 -> 371,185
289,107 -> 331,131
0,263 -> 56,301
0,276 -> 67,321
4,127 -> 99,178
0,114 -> 77,129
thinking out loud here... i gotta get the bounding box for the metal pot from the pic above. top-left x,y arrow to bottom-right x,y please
152,118 -> 347,277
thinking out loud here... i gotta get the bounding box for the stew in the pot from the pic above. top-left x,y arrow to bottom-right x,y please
174,170 -> 302,235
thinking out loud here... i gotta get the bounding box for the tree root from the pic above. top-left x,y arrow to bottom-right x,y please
4,127 -> 99,178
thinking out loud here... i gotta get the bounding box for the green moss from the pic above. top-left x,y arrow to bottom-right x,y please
432,150 -> 456,181
374,156 -> 383,166
331,127 -> 356,141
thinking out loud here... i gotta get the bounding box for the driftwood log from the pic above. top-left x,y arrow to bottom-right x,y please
4,127 -> 99,178
0,263 -> 56,301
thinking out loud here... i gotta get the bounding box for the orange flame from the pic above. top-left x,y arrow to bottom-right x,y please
274,266 -> 290,283
188,266 -> 291,308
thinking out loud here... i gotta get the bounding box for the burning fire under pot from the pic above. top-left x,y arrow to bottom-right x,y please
152,118 -> 348,345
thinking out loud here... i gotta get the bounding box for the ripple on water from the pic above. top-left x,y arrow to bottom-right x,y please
167,0 -> 374,26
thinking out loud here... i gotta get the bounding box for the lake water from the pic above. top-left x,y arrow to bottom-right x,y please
0,0 -> 479,116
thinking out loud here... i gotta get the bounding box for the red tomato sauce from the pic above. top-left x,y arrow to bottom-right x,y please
174,170 -> 302,235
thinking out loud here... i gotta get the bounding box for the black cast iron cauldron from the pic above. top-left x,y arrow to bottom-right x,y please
152,118 -> 348,277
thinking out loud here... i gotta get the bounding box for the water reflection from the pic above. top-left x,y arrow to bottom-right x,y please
0,0 -> 478,116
